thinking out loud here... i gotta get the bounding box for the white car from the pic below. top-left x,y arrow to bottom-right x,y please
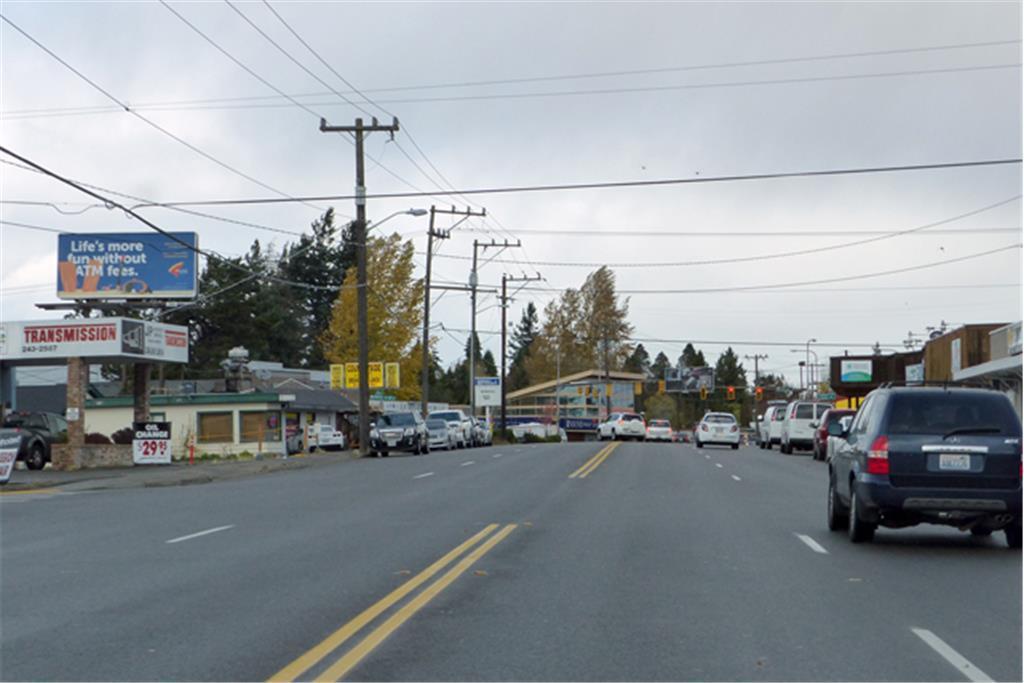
597,412 -> 646,441
780,401 -> 833,454
645,419 -> 673,442
757,403 -> 787,448
428,410 -> 472,449
426,418 -> 456,450
696,412 -> 740,449
825,414 -> 855,463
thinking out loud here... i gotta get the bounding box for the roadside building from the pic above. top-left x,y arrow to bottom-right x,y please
952,321 -> 1022,414
505,369 -> 645,441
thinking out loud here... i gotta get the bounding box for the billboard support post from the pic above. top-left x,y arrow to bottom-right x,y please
133,362 -> 150,424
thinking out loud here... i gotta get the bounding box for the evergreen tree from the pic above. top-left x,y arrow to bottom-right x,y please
624,343 -> 652,375
651,351 -> 671,379
680,343 -> 707,368
507,303 -> 539,390
714,347 -> 748,387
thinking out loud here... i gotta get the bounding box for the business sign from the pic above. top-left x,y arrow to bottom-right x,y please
560,417 -> 600,431
329,364 -> 344,390
0,318 -> 188,364
665,366 -> 715,394
344,363 -> 359,389
369,362 -> 384,388
57,232 -> 198,300
840,359 -> 872,383
0,433 -> 20,484
905,362 -> 924,385
474,377 -> 501,407
132,422 -> 172,464
385,362 -> 400,389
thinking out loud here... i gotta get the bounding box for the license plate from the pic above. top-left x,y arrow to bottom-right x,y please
939,453 -> 971,471
386,439 -> 398,447
714,428 -> 723,434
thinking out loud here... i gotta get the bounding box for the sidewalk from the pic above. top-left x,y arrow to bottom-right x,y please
0,450 -> 361,493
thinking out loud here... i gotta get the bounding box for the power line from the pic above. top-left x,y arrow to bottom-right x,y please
455,225 -> 1022,238
135,158 -> 1024,208
0,13 -> 324,212
5,37 -> 1018,118
516,243 -> 1020,294
7,62 -> 1020,119
429,195 -> 1021,268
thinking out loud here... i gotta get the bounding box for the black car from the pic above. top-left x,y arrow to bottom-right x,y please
369,412 -> 428,457
827,387 -> 1022,547
1,411 -> 68,470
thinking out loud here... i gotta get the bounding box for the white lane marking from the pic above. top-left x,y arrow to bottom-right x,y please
413,472 -> 435,479
794,533 -> 829,555
166,525 -> 235,545
911,628 -> 994,683
714,463 -> 723,469
731,474 -> 742,481
492,453 -> 503,458
704,455 -> 710,460
461,461 -> 476,467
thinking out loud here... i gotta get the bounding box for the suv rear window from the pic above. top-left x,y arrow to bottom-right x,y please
622,414 -> 643,422
650,420 -> 670,427
705,414 -> 736,424
795,404 -> 815,419
886,393 -> 1022,436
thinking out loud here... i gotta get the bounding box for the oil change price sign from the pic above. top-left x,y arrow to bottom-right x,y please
133,422 -> 172,465
0,433 -> 20,483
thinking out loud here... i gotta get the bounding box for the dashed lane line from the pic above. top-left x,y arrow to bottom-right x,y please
413,472 -> 435,479
731,474 -> 742,481
911,628 -> 994,683
166,525 -> 235,545
460,461 -> 475,467
794,533 -> 829,555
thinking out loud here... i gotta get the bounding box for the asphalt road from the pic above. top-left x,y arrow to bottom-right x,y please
1,441 -> 1020,682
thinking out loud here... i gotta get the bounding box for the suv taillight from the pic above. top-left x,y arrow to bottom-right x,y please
730,425 -> 738,433
701,424 -> 708,432
867,435 -> 889,475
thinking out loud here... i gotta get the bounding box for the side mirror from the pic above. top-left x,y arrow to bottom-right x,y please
827,422 -> 845,437
809,421 -> 819,429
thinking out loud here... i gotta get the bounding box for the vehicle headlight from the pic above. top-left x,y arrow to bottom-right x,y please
404,427 -> 415,436
370,429 -> 379,439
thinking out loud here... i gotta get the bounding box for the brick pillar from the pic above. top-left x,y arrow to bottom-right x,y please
133,362 -> 150,424
56,356 -> 88,470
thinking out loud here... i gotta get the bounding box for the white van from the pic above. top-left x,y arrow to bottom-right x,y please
780,401 -> 832,454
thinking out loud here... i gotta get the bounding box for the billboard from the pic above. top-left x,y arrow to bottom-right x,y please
57,232 -> 198,300
665,366 -> 715,394
0,318 -> 188,363
840,359 -> 872,383
474,377 -> 501,407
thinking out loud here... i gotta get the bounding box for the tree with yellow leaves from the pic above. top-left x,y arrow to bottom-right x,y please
320,233 -> 425,401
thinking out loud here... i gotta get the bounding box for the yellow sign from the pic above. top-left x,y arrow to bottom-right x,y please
330,364 -> 344,390
658,379 -> 666,395
700,386 -> 709,401
605,383 -> 613,397
369,362 -> 384,389
634,381 -> 643,396
577,386 -> 584,396
344,363 -> 359,389
385,362 -> 400,389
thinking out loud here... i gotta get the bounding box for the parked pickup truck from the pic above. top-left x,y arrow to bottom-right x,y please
0,411 -> 68,470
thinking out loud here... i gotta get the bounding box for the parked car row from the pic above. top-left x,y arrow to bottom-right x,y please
0,411 -> 67,470
367,409 -> 494,457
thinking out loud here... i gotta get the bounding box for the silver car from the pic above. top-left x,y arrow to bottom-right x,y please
426,418 -> 456,451
428,410 -> 472,448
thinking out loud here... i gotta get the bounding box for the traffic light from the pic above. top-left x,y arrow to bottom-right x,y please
755,386 -> 764,401
727,385 -> 736,401
700,386 -> 708,401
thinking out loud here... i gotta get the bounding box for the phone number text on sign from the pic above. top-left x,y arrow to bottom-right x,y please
133,422 -> 172,464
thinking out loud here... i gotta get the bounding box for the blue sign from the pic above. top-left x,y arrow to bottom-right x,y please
560,417 -> 600,431
57,232 -> 198,300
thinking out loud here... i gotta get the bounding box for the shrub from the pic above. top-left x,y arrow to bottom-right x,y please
110,427 -> 134,445
85,432 -> 112,445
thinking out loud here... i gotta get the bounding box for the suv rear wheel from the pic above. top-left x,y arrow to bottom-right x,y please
848,487 -> 876,543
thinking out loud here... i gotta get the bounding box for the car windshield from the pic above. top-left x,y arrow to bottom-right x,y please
426,419 -> 447,430
886,393 -> 1022,436
379,413 -> 416,427
429,412 -> 461,422
705,414 -> 736,424
1,415 -> 27,428
650,420 -> 670,427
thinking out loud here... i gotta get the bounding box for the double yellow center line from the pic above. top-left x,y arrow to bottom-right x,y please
569,442 -> 619,479
269,523 -> 516,682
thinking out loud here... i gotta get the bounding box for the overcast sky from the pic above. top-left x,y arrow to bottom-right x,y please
2,0 -> 1022,385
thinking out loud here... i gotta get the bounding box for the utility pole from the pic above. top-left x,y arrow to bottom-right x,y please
469,238 -> 520,416
744,353 -> 768,386
419,205 -> 485,417
319,116 -> 399,456
499,272 -> 542,434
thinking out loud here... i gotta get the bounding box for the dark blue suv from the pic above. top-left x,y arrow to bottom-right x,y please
827,386 -> 1022,548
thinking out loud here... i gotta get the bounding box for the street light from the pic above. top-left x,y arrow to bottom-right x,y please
367,208 -> 428,231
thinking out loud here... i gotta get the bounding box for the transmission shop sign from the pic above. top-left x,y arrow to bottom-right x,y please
0,318 -> 189,364
0,433 -> 20,484
57,232 -> 198,300
132,422 -> 172,465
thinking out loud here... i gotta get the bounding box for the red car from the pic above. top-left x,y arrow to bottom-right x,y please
812,408 -> 855,461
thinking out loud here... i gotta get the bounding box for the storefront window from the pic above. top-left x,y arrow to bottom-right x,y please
240,411 -> 282,442
198,412 -> 233,443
